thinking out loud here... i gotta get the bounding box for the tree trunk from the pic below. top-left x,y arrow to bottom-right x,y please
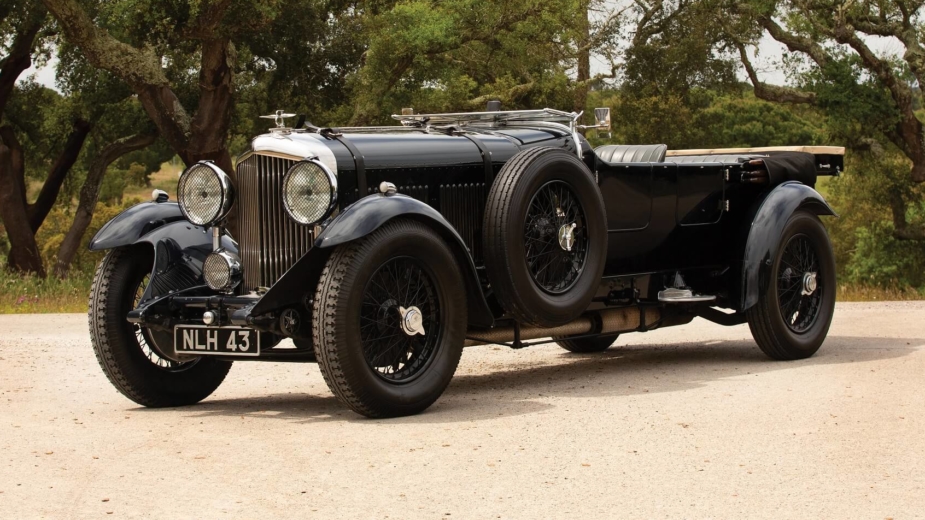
54,132 -> 157,277
573,1 -> 591,115
0,128 -> 44,276
43,0 -> 241,235
27,119 -> 91,233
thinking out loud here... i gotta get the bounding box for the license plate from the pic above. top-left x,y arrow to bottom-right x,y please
174,325 -> 260,357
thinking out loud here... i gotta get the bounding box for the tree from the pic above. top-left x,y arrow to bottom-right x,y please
41,0 -> 244,173
0,1 -> 91,275
727,0 -> 925,241
1,0 -> 167,276
612,0 -> 739,148
346,0 -> 623,125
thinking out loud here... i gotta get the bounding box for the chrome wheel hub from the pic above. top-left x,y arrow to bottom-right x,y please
802,272 -> 818,296
399,306 -> 426,336
558,222 -> 578,251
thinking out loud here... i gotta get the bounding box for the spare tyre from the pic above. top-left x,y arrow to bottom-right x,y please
483,146 -> 607,327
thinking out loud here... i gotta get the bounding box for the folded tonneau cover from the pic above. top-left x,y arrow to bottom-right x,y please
666,146 -> 844,176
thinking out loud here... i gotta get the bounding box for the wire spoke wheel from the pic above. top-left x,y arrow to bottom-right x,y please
89,246 -> 231,407
777,234 -> 822,334
524,180 -> 589,294
313,219 -> 466,417
746,211 -> 836,361
130,274 -> 191,371
359,257 -> 441,383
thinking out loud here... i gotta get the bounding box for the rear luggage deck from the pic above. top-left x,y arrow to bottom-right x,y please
665,146 -> 844,176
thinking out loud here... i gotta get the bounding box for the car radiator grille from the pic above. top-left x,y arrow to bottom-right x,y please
439,183 -> 486,264
236,154 -> 314,293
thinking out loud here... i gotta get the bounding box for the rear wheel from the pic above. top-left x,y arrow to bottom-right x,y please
312,219 -> 467,418
88,246 -> 232,407
554,333 -> 619,353
747,211 -> 836,360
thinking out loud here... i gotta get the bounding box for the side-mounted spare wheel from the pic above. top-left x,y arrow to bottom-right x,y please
88,246 -> 232,407
312,219 -> 467,418
483,146 -> 608,327
747,211 -> 836,360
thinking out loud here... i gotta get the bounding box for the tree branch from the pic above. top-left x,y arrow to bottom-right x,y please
830,17 -> 925,181
54,131 -> 158,276
756,14 -> 830,69
0,4 -> 46,114
735,41 -> 816,104
41,0 -> 192,155
26,118 -> 91,233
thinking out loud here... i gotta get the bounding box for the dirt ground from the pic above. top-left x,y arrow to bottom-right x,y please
1,302 -> 923,518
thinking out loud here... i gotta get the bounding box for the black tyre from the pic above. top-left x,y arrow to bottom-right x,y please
483,147 -> 607,327
292,338 -> 317,362
746,211 -> 836,360
88,246 -> 232,407
554,333 -> 619,353
312,219 -> 467,418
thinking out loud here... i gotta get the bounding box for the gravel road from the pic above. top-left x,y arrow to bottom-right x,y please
1,302 -> 924,518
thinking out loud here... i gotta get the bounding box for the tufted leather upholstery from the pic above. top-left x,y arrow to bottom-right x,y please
595,144 -> 668,164
667,154 -> 761,164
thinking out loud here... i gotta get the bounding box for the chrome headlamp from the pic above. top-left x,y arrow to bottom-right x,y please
282,159 -> 337,225
203,250 -> 241,292
177,162 -> 235,226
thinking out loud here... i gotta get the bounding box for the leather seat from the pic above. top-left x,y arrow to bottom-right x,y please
595,144 -> 668,164
667,154 -> 760,164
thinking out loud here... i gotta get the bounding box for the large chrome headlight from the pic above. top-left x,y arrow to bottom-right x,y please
177,162 -> 234,226
282,159 -> 337,225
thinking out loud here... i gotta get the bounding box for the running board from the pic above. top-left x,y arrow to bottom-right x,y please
657,288 -> 716,303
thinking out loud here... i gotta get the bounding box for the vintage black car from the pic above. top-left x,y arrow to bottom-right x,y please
87,106 -> 842,417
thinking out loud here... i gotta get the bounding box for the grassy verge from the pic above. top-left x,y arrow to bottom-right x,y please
836,283 -> 925,302
0,268 -> 921,314
0,269 -> 94,314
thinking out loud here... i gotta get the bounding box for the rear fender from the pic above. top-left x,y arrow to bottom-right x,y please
314,193 -> 495,327
739,182 -> 836,311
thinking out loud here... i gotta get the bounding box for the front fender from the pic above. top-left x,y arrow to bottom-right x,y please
315,194 -> 495,327
89,201 -> 185,251
134,220 -> 237,304
739,182 -> 837,310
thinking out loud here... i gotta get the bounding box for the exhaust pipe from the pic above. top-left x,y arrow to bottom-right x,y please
464,306 -> 660,347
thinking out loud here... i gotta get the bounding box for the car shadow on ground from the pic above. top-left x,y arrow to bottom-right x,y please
176,334 -> 922,424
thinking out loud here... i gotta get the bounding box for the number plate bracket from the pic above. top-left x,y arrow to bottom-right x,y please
173,325 -> 261,357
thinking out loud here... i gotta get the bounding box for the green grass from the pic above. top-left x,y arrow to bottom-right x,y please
0,265 -> 920,314
0,268 -> 94,314
122,161 -> 181,202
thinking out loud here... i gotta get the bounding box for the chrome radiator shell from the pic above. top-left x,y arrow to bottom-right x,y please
236,154 -> 314,292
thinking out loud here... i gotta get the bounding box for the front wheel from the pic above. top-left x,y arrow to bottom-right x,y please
88,246 -> 232,407
312,219 -> 467,418
747,211 -> 836,360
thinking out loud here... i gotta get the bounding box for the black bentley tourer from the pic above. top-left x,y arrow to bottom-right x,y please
87,106 -> 842,417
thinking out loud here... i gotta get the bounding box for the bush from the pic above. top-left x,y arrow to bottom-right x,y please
844,220 -> 925,288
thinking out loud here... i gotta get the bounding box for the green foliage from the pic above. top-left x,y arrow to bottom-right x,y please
2,0 -> 923,309
824,149 -> 925,288
846,220 -> 925,287
34,199 -> 139,275
348,0 -> 592,123
692,92 -> 824,147
0,263 -> 94,313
